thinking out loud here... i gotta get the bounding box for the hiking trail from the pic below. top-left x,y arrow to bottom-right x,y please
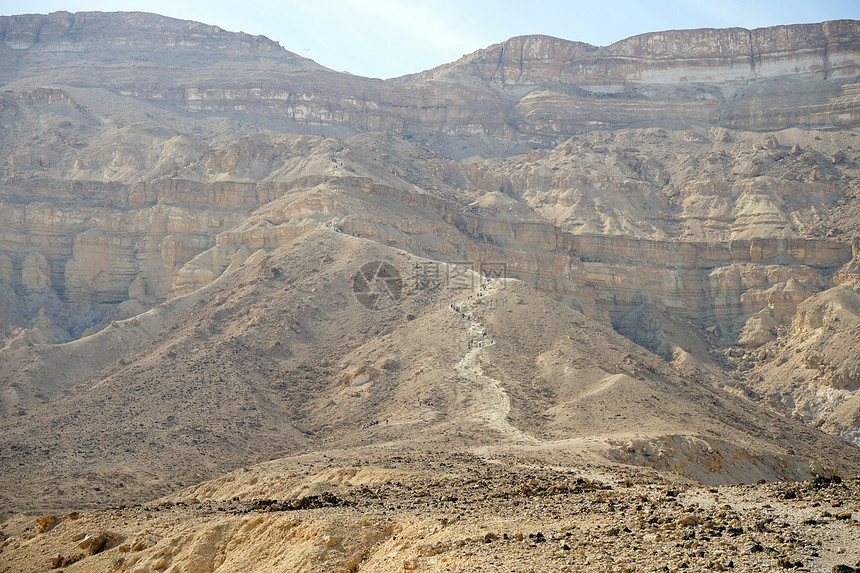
453,281 -> 539,445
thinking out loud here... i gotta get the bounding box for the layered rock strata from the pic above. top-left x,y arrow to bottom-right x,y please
1,14 -> 858,148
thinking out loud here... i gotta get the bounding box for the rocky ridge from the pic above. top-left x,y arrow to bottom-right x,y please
2,14 -> 859,147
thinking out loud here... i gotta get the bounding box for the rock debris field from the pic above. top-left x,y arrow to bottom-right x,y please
1,451 -> 859,572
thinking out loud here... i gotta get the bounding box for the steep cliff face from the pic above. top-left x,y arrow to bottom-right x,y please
424,21 -> 859,87
0,122 -> 857,341
2,14 -> 857,149
418,23 -> 860,137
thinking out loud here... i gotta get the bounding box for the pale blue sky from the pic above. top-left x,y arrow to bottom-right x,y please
2,0 -> 858,79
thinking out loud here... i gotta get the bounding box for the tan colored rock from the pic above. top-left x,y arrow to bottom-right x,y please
677,515 -> 699,527
761,135 -> 780,150
128,274 -> 147,301
63,230 -> 139,303
167,243 -> 252,299
77,532 -> 115,554
35,515 -> 59,534
738,309 -> 778,347
341,366 -> 380,387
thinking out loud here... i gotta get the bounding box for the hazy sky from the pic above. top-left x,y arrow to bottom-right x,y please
2,0 -> 859,79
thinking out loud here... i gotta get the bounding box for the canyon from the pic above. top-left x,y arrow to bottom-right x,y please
0,11 -> 860,572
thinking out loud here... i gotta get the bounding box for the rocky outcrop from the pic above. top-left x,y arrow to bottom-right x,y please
0,253 -> 12,283
63,230 -> 138,303
406,22 -> 860,137
416,22 -> 860,88
21,252 -> 53,294
746,282 -> 860,445
152,168 -> 850,350
834,237 -> 860,284
0,177 -> 272,303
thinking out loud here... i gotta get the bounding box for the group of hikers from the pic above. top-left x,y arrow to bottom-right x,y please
361,419 -> 387,430
451,278 -> 494,349
449,303 -> 471,319
468,335 -> 487,349
323,220 -> 360,237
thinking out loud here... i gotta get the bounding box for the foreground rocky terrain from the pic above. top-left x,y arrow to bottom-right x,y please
1,450 -> 859,572
1,10 -> 860,572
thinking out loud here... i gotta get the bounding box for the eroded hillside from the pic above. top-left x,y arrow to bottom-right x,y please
6,228 -> 860,514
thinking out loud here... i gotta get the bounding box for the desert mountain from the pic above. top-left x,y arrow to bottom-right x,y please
1,11 -> 860,572
3,226 -> 859,511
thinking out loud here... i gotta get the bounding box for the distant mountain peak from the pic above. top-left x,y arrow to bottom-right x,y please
0,10 -> 321,67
